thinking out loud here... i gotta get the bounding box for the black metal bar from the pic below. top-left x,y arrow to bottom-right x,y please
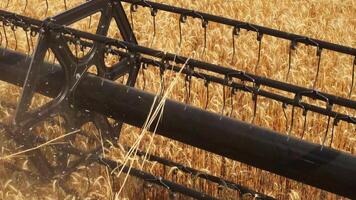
118,0 -> 356,56
132,148 -> 275,199
98,157 -> 218,200
112,0 -> 138,43
0,48 -> 355,199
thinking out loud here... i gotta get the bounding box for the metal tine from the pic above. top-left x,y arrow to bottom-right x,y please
313,46 -> 323,89
231,26 -> 240,64
226,71 -> 259,123
349,57 -> 356,98
88,15 -> 92,29
229,87 -> 237,117
321,102 -> 333,149
178,14 -> 187,48
330,116 -> 339,147
288,104 -> 295,136
149,7 -> 157,47
11,23 -> 18,51
130,4 -> 138,33
251,83 -> 260,124
30,28 -> 37,52
286,40 -> 297,81
300,109 -> 308,139
64,0 -> 68,10
190,71 -> 207,109
159,56 -> 168,96
201,19 -> 208,56
204,80 -> 210,110
321,116 -> 331,150
184,65 -> 192,104
254,32 -> 263,74
45,0 -> 49,16
282,103 -> 289,132
24,25 -> 31,61
23,0 -> 28,13
221,76 -> 227,115
179,12 -> 208,56
222,75 -> 232,115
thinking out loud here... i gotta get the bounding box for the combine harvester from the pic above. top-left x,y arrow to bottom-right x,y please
0,0 -> 355,199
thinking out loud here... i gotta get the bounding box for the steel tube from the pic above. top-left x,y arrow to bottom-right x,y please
0,48 -> 355,198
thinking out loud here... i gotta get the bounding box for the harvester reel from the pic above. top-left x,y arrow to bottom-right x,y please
1,0 -> 356,199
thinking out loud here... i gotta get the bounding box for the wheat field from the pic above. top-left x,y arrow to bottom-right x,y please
0,0 -> 355,199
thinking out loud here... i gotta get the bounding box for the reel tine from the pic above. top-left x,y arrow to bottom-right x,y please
330,117 -> 339,147
231,26 -> 240,64
286,41 -> 297,81
45,0 -> 49,16
130,4 -> 138,34
254,32 -> 263,74
184,68 -> 192,104
251,91 -> 258,124
321,116 -> 331,150
64,0 -> 68,10
251,83 -> 260,124
222,75 -> 233,115
229,87 -> 236,117
313,47 -> 323,89
349,57 -> 356,98
149,8 -> 157,47
204,80 -> 210,110
24,25 -> 31,61
29,28 -> 36,54
221,76 -> 227,115
321,101 -> 333,149
11,23 -> 18,51
23,0 -> 28,13
159,58 -> 166,96
282,103 -> 289,132
301,109 -> 308,140
288,104 -> 295,136
201,19 -> 208,56
88,15 -> 92,29
179,14 -> 187,48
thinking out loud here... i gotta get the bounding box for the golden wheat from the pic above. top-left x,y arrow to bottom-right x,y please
0,0 -> 355,199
